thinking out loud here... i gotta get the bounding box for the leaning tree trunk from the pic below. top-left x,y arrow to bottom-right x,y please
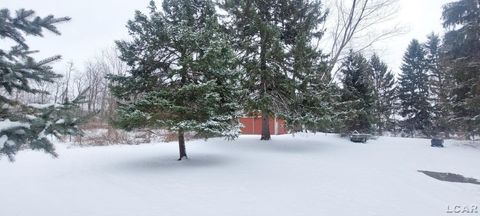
178,128 -> 188,160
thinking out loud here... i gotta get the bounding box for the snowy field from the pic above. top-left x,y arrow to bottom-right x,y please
1,134 -> 479,216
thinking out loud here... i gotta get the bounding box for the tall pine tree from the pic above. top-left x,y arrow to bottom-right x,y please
441,0 -> 480,139
369,54 -> 397,135
0,9 -> 85,161
424,33 -> 453,137
278,0 -> 330,132
109,0 -> 243,160
221,0 -> 288,140
398,39 -> 433,136
338,51 -> 375,133
220,0 -> 329,138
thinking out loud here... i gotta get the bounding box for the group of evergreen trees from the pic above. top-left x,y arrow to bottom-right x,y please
1,0 -> 478,161
395,35 -> 450,137
337,51 -> 396,135
395,0 -> 479,139
339,0 -> 479,139
109,0 -> 332,159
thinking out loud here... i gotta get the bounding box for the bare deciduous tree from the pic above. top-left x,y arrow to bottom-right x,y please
324,0 -> 404,82
81,47 -> 128,119
61,62 -> 75,103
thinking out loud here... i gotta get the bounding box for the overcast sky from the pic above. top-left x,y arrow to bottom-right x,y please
1,0 -> 452,75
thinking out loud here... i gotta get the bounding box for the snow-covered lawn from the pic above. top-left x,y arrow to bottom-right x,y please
1,134 -> 479,216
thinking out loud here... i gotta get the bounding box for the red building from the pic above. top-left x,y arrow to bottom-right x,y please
239,116 -> 287,135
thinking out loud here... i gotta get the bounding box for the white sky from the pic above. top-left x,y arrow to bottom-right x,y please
1,0 -> 453,74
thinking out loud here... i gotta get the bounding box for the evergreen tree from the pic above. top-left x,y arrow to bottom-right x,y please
277,0 -> 331,132
369,54 -> 397,134
109,0 -> 243,160
220,0 -> 288,140
424,33 -> 453,137
0,9 -> 85,161
398,39 -> 433,136
441,0 -> 480,139
338,51 -> 375,133
220,0 -> 329,139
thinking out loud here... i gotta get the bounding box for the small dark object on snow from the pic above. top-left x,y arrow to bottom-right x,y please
350,131 -> 370,143
431,138 -> 444,147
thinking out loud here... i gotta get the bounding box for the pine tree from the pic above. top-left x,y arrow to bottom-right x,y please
0,9 -> 85,161
220,0 -> 288,140
398,39 -> 433,136
109,0 -> 243,160
441,0 -> 480,139
369,54 -> 397,134
338,51 -> 375,133
220,0 -> 329,138
278,0 -> 330,132
424,33 -> 453,137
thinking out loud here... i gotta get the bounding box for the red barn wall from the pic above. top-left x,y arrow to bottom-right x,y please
239,117 -> 287,135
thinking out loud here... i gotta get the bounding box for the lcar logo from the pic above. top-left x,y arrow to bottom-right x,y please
446,205 -> 479,214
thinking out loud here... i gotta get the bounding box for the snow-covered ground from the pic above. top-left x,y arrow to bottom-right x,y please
1,134 -> 479,216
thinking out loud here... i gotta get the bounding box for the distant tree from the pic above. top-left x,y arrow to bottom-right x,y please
94,48 -> 128,119
109,0 -> 243,160
424,33 -> 453,137
369,54 -> 396,134
338,50 -> 375,133
0,8 -> 85,161
73,47 -> 128,120
441,0 -> 480,139
398,39 -> 433,136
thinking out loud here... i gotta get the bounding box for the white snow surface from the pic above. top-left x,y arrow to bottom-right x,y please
0,119 -> 30,132
1,134 -> 479,216
0,135 -> 8,147
28,103 -> 62,109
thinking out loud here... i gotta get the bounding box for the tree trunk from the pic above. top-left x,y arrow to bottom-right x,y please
259,20 -> 271,141
261,111 -> 271,140
178,129 -> 188,160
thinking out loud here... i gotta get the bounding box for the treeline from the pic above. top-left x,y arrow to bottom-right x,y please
335,32 -> 476,139
337,0 -> 480,140
10,49 -> 127,120
105,0 -> 479,160
1,0 -> 479,160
